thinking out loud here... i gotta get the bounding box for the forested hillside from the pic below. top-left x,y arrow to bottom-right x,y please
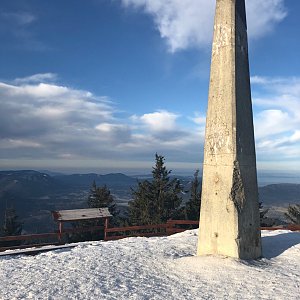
0,170 -> 299,233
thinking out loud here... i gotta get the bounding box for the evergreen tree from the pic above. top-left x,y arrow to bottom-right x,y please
259,201 -> 275,227
185,169 -> 201,220
88,181 -> 117,216
1,207 -> 22,236
69,182 -> 119,242
259,201 -> 268,221
129,153 -> 182,225
129,180 -> 153,225
285,204 -> 300,224
0,207 -> 23,247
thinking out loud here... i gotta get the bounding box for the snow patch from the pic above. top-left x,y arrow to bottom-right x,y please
0,230 -> 299,299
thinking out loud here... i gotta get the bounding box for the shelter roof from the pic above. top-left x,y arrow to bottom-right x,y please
52,208 -> 112,222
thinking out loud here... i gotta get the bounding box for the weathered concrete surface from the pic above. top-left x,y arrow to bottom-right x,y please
197,0 -> 262,259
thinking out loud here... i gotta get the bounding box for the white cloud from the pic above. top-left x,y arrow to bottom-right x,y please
121,0 -> 287,52
95,123 -> 131,142
0,10 -> 47,51
252,77 -> 300,116
0,139 -> 42,149
246,0 -> 287,38
125,110 -> 205,163
253,76 -> 300,160
0,75 -> 204,167
14,73 -> 57,84
1,73 -> 299,171
137,110 -> 179,131
290,131 -> 300,143
251,76 -> 300,88
255,109 -> 292,139
96,123 -> 121,132
3,82 -> 69,98
251,76 -> 269,85
190,112 -> 206,125
0,75 -> 118,154
121,0 -> 214,52
0,12 -> 36,26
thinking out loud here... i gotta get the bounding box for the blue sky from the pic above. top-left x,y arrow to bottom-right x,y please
0,0 -> 299,175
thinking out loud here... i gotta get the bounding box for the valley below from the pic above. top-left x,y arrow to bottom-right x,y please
0,170 -> 299,233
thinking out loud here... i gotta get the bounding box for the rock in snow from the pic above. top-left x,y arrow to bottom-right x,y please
0,230 -> 299,299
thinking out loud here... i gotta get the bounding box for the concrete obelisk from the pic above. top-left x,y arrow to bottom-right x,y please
197,0 -> 262,259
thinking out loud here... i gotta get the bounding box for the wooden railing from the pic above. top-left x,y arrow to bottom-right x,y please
0,226 -> 104,252
0,221 -> 299,252
0,220 -> 198,251
260,224 -> 300,231
104,220 -> 199,241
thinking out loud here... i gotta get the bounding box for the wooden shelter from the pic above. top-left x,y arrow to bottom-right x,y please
52,208 -> 112,240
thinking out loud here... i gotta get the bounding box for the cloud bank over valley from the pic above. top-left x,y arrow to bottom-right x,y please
0,73 -> 299,172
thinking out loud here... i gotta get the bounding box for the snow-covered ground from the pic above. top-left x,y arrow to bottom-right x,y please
0,230 -> 299,300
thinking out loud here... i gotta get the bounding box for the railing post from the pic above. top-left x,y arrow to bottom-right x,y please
166,220 -> 174,236
104,217 -> 109,241
58,222 -> 63,243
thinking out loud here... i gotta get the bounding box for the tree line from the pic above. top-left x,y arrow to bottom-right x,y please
81,153 -> 201,232
1,153 -> 299,243
82,153 -> 300,229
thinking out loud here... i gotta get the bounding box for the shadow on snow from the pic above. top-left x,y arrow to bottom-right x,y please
262,231 -> 300,259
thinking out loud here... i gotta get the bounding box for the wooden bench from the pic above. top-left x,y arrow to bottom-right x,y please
52,208 -> 112,241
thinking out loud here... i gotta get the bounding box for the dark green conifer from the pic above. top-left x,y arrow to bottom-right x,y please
88,181 -> 117,216
1,207 -> 22,236
285,204 -> 300,224
69,182 -> 119,242
185,169 -> 201,221
0,207 -> 23,247
129,153 -> 182,225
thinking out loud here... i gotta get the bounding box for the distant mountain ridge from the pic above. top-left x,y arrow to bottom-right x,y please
0,170 -> 62,198
0,170 -> 299,207
259,183 -> 300,205
54,172 -> 137,189
0,170 -> 138,232
0,170 -> 137,195
0,170 -> 299,233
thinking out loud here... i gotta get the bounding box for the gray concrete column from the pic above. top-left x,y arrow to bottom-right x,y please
197,0 -> 262,259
